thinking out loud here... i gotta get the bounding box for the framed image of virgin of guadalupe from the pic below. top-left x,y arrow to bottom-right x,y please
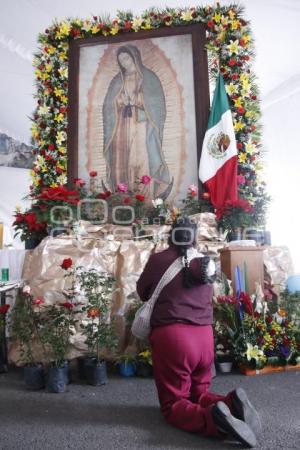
68,24 -> 209,204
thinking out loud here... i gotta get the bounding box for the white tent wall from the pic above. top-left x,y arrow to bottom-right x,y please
0,0 -> 299,269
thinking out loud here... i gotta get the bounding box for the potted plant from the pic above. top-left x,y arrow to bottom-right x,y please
115,352 -> 137,377
10,287 -> 46,389
12,207 -> 48,249
136,349 -> 153,377
75,267 -> 117,386
39,301 -> 77,393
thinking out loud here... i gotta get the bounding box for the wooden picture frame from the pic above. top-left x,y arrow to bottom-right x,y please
68,24 -> 209,203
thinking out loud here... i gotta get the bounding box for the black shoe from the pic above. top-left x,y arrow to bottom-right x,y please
212,401 -> 257,448
231,388 -> 262,436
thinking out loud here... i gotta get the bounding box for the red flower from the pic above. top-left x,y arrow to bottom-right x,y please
87,308 -> 101,318
239,292 -> 253,315
37,186 -> 79,205
98,191 -> 111,200
62,302 -> 73,309
124,20 -> 132,29
123,197 -> 131,204
140,175 -> 151,185
231,73 -> 238,80
254,311 -> 261,319
266,316 -> 273,324
60,258 -> 73,270
202,192 -> 210,200
0,304 -> 10,314
270,329 -> 276,336
74,178 -> 86,187
32,297 -> 45,305
207,20 -> 214,28
89,171 -> 97,177
237,107 -> 245,115
237,142 -> 243,150
237,175 -> 246,185
229,58 -> 236,66
48,144 -> 55,151
135,194 -> 145,202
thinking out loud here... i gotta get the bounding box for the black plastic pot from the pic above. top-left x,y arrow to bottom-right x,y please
46,367 -> 67,393
136,361 -> 153,378
84,358 -> 107,386
24,238 -> 42,250
24,364 -> 45,390
62,360 -> 71,384
77,356 -> 87,380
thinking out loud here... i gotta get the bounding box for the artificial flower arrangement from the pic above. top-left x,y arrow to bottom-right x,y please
213,290 -> 300,371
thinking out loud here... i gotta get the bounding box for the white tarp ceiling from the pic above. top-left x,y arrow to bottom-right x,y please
0,0 -> 300,270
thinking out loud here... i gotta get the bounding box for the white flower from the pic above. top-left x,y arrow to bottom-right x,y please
152,198 -> 163,208
23,285 -> 31,294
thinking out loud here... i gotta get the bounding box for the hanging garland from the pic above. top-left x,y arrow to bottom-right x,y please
30,3 -> 268,221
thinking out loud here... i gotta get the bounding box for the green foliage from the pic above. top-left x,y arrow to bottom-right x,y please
75,268 -> 118,362
279,289 -> 300,324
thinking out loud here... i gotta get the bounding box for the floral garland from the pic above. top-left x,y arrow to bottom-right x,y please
30,3 -> 268,217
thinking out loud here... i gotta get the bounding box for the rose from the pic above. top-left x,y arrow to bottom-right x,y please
87,308 -> 101,318
202,192 -> 210,200
32,297 -> 45,305
0,304 -> 10,314
74,178 -> 86,187
117,183 -> 128,193
123,197 -> 131,204
237,175 -> 246,185
61,258 -> 73,270
89,171 -> 97,177
135,194 -> 145,202
188,184 -> 198,197
62,302 -> 74,309
140,175 -> 151,185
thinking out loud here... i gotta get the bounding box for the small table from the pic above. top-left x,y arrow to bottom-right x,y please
0,281 -> 21,372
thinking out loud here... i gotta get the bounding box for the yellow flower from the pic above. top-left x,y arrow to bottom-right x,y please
240,73 -> 249,83
228,9 -> 236,20
15,205 -> 22,212
38,139 -> 46,147
58,146 -> 66,155
181,10 -> 193,21
57,174 -> 67,185
58,67 -> 68,78
245,343 -> 265,362
221,15 -> 229,25
60,95 -> 68,104
91,25 -> 99,34
56,21 -> 71,39
82,21 -> 92,32
227,39 -> 240,55
242,34 -> 251,44
54,113 -> 64,123
225,83 -> 238,96
41,72 -> 49,81
34,69 -> 42,78
45,64 -> 53,73
54,87 -> 63,98
50,182 -> 58,188
234,97 -> 243,108
47,46 -> 56,55
59,52 -> 67,61
110,27 -> 119,35
212,12 -> 222,23
141,19 -> 152,30
278,309 -> 287,317
245,110 -> 257,119
231,19 -> 240,30
238,152 -> 247,163
234,121 -> 245,132
242,79 -> 251,91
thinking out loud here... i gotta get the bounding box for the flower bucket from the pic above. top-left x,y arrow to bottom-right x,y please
216,361 -> 233,373
77,356 -> 87,380
84,358 -> 107,386
136,361 -> 153,377
24,238 -> 42,250
62,360 -> 71,384
24,364 -> 45,390
118,361 -> 136,377
46,367 -> 67,393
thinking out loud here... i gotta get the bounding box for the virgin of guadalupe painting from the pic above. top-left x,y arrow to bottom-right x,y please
71,26 -> 209,205
102,44 -> 172,199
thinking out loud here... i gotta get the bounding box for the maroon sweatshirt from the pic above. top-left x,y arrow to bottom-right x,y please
136,246 -> 213,328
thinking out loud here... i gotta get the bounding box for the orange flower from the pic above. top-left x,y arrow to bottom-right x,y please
87,308 -> 101,318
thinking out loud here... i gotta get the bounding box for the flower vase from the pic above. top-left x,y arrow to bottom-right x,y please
136,361 -> 153,377
216,361 -> 233,373
24,238 -> 42,250
118,361 -> 136,377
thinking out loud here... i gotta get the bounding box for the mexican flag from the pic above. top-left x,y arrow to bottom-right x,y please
199,74 -> 238,208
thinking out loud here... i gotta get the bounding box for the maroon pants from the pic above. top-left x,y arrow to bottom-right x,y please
149,323 -> 232,437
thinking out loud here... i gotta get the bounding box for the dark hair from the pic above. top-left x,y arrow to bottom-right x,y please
168,216 -> 203,288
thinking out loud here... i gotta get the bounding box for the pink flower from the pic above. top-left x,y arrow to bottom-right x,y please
140,175 -> 151,185
237,175 -> 246,185
188,184 -> 198,197
32,297 -> 45,305
74,178 -> 86,187
117,183 -> 128,193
